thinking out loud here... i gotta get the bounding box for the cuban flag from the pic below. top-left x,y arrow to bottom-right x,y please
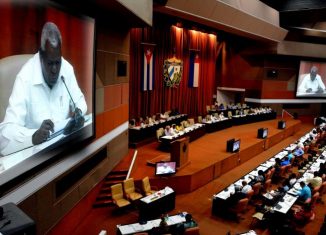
188,51 -> 200,87
142,47 -> 155,91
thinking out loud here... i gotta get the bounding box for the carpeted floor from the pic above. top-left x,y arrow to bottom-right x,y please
70,120 -> 325,235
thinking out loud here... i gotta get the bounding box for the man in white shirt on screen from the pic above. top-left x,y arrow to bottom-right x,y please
0,22 -> 87,156
157,163 -> 175,174
299,66 -> 326,94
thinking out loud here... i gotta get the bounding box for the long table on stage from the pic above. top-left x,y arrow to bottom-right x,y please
159,124 -> 205,145
203,118 -> 232,133
231,111 -> 277,126
139,187 -> 176,221
129,114 -> 188,144
208,107 -> 249,116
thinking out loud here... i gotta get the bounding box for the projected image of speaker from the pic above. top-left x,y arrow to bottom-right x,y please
257,128 -> 268,139
226,138 -> 235,152
278,120 -> 286,129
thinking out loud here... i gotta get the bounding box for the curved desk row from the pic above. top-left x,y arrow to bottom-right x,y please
212,126 -> 315,216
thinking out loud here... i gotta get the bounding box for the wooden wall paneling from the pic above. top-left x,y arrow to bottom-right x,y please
265,131 -> 284,149
151,175 -> 192,194
96,87 -> 105,115
239,141 -> 264,164
213,161 -> 222,179
107,131 -> 129,163
284,125 -> 295,138
190,166 -> 215,192
220,154 -> 239,175
104,85 -> 122,111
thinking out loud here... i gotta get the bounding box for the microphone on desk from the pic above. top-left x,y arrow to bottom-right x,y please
61,76 -> 85,135
61,76 -> 76,110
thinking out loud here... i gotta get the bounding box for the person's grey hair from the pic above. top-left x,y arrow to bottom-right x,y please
40,22 -> 62,51
311,66 -> 318,73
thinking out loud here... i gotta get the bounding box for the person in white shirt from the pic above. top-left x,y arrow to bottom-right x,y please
164,125 -> 175,136
0,22 -> 87,156
241,180 -> 252,194
299,66 -> 326,94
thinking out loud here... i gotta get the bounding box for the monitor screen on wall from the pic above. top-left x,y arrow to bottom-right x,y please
0,0 -> 95,195
296,60 -> 326,97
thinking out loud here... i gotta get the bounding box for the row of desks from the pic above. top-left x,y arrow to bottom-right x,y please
271,150 -> 325,214
129,114 -> 188,144
129,111 -> 277,146
211,127 -> 314,216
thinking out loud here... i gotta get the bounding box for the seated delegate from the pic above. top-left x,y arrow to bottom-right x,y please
295,181 -> 312,203
0,22 -> 87,156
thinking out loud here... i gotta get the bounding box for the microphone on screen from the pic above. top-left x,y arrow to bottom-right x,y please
61,75 -> 76,110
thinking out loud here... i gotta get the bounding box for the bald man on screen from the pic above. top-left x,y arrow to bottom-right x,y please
0,22 -> 87,156
299,66 -> 325,94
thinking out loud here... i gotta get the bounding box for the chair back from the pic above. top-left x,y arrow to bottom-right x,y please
311,192 -> 319,208
279,165 -> 287,178
142,176 -> 152,195
188,118 -> 195,126
269,167 -> 275,178
123,178 -> 135,195
246,189 -> 254,202
164,110 -> 171,117
0,54 -> 33,121
290,156 -> 295,165
156,128 -> 164,140
265,170 -> 272,180
312,185 -> 321,195
197,116 -> 202,123
304,197 -> 311,204
235,198 -> 249,213
309,212 -> 316,221
263,179 -> 272,192
227,111 -> 232,118
284,164 -> 292,174
319,181 -> 326,196
252,182 -> 262,195
111,183 -> 124,200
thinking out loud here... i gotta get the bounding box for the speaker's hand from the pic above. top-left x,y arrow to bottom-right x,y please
32,119 -> 54,145
306,88 -> 312,93
316,86 -> 324,93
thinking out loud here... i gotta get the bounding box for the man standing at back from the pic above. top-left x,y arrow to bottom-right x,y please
0,22 -> 87,156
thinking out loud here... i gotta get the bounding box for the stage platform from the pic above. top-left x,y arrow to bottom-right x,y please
124,118 -> 302,194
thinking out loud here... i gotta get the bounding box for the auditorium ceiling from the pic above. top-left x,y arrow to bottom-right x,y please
259,0 -> 326,44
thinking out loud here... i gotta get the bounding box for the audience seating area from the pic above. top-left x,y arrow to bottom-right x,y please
212,122 -> 326,234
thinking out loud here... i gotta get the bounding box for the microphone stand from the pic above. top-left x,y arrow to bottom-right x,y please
281,109 -> 294,120
61,76 -> 76,110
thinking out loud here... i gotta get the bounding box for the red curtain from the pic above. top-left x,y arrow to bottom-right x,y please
129,24 -> 221,119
